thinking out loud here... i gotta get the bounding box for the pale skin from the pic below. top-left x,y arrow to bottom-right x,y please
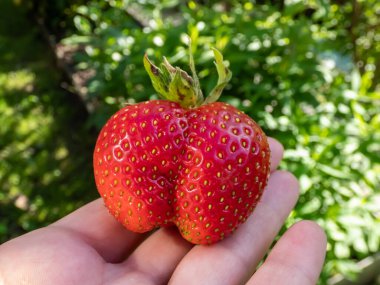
0,138 -> 327,285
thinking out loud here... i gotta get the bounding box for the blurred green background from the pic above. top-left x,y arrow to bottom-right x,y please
0,0 -> 379,284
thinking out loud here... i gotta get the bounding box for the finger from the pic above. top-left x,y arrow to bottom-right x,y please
268,137 -> 283,172
108,227 -> 192,285
50,136 -> 281,264
109,138 -> 283,283
247,220 -> 327,285
53,199 -> 147,262
169,170 -> 299,285
102,136 -> 283,282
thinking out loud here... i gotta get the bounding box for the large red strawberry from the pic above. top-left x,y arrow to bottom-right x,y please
93,47 -> 270,244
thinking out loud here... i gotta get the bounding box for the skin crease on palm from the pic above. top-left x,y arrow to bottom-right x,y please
0,138 -> 327,285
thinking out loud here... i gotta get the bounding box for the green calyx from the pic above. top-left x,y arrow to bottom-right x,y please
143,42 -> 232,108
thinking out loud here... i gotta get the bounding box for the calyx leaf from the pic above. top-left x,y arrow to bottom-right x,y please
144,43 -> 232,108
203,48 -> 232,105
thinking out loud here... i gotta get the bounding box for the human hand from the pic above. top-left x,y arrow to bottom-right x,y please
0,138 -> 326,285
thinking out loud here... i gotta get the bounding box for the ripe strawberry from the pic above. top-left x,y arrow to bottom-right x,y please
93,47 -> 270,244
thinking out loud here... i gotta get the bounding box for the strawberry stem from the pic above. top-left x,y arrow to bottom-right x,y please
143,40 -> 231,108
188,38 -> 204,105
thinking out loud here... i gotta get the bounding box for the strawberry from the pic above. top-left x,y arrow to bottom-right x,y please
93,47 -> 270,244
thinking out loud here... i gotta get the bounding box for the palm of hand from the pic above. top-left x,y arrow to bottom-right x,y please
0,139 -> 326,285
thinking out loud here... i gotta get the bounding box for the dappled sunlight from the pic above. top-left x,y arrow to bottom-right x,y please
0,0 -> 379,283
0,70 -> 35,92
0,0 -> 97,243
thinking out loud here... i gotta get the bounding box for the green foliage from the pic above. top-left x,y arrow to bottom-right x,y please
61,0 -> 380,282
0,0 -> 97,243
1,0 -> 379,283
23,0 -> 89,38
